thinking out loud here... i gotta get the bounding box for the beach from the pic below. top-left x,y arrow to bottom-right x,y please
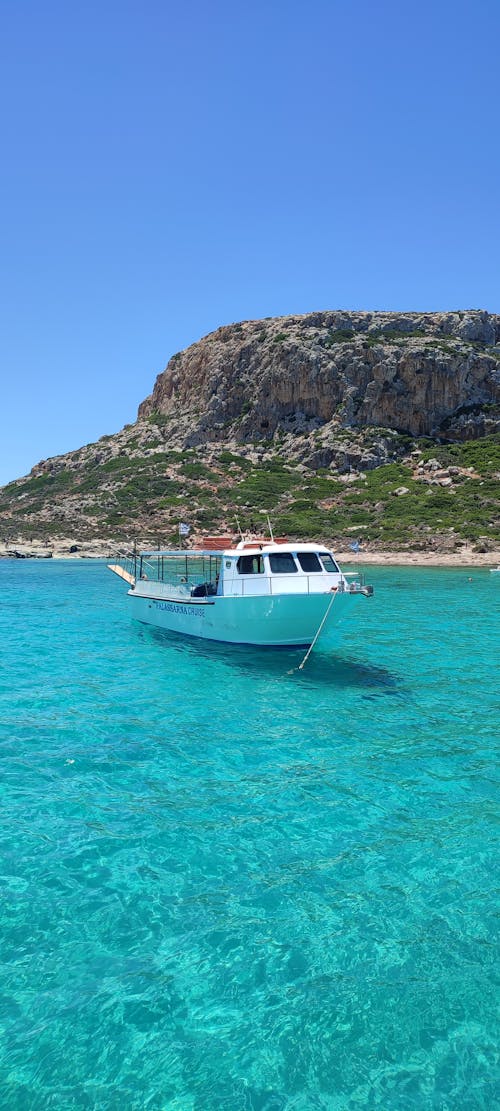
335,547 -> 500,566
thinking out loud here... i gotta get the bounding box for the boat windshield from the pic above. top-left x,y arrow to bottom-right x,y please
269,553 -> 298,574
296,552 -> 322,572
319,553 -> 340,573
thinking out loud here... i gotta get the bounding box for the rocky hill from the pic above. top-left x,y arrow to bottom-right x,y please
1,310 -> 499,556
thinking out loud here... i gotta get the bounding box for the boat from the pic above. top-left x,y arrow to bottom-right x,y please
490,566 -> 500,574
108,538 -> 373,649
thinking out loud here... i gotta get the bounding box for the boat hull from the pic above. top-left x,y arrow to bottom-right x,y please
128,589 -> 356,646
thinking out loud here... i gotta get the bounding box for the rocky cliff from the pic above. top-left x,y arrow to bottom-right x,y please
139,310 -> 500,450
1,310 -> 499,554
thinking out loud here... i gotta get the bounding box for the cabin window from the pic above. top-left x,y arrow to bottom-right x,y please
269,553 -> 298,574
237,555 -> 265,574
319,553 -> 339,573
297,552 -> 322,573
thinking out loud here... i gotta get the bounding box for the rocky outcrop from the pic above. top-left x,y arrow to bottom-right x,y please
138,310 -> 500,444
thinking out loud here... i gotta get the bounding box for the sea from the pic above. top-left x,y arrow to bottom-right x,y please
0,559 -> 498,1110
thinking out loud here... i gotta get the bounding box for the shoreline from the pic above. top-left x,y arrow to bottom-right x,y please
0,541 -> 498,567
334,548 -> 500,567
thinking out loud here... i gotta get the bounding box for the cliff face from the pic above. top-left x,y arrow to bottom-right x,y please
138,310 -> 500,445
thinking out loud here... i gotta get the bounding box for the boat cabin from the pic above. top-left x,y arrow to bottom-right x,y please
222,543 -> 342,596
131,542 -> 345,601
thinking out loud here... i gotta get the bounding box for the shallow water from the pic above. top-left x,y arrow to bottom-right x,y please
0,560 -> 498,1109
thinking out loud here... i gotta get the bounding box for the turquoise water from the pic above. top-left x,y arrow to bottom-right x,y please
0,560 -> 498,1110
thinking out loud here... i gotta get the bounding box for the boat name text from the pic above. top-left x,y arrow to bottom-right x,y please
153,601 -> 201,616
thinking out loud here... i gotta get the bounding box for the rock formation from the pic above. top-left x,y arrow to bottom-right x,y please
139,310 -> 500,447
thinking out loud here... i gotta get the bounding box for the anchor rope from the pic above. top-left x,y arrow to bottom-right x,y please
298,589 -> 338,670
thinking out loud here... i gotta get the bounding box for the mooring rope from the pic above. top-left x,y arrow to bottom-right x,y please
298,589 -> 338,670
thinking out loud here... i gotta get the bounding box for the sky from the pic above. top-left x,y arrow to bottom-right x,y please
0,0 -> 499,485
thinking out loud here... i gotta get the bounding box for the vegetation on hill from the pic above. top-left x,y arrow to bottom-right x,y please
0,432 -> 498,553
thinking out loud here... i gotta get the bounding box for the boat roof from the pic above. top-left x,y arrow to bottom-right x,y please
140,542 -> 334,558
140,549 -> 226,558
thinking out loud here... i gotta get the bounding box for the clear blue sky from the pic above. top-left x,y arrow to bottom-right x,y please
1,0 -> 498,485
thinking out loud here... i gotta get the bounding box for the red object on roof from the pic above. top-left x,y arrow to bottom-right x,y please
239,537 -> 289,548
202,535 -> 289,550
202,536 -> 235,550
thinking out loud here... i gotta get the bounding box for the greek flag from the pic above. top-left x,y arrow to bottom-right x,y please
178,523 -> 190,537
349,540 -> 360,553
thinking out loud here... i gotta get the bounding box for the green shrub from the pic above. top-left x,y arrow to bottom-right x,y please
147,410 -> 172,427
425,340 -> 459,356
421,435 -> 500,476
217,451 -> 251,469
323,329 -> 355,346
182,462 -> 218,480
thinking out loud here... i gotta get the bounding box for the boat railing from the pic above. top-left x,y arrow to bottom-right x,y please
232,572 -> 370,597
128,551 -> 222,594
108,547 -> 195,587
107,544 -> 140,585
343,570 -> 366,586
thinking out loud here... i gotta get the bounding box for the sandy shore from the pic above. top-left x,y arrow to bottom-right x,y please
335,548 -> 500,567
1,540 -> 499,567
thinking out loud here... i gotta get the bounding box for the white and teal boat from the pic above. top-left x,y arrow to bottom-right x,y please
109,539 -> 373,649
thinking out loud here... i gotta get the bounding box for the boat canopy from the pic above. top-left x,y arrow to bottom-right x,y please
139,542 -> 338,558
140,548 -> 228,557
